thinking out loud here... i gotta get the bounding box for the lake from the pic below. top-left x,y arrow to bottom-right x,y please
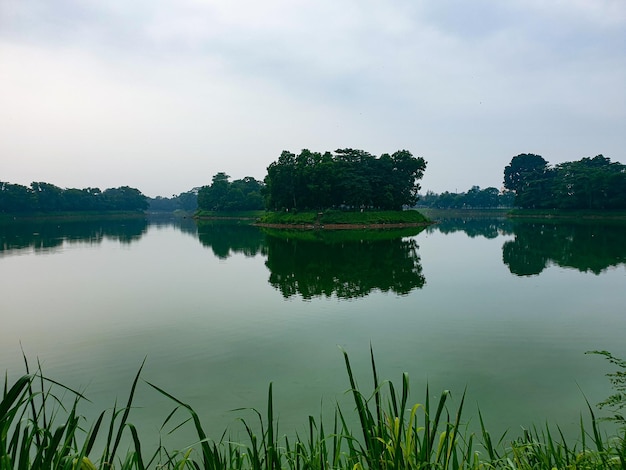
1,213 -> 625,451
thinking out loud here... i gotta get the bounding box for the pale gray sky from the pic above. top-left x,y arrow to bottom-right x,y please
1,0 -> 624,197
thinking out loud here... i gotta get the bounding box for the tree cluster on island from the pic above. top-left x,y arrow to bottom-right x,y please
262,148 -> 427,211
504,154 -> 626,210
0,182 -> 148,213
196,148 -> 427,213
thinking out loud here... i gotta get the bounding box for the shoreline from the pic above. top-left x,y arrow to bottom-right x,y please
254,221 -> 433,230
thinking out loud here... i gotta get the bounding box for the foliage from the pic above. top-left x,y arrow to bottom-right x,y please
3,349 -> 625,469
148,189 -> 198,212
0,181 -> 148,213
197,174 -> 264,212
502,220 -> 626,276
417,186 -> 514,209
263,148 -> 427,211
2,349 -> 626,469
503,154 -> 626,210
195,210 -> 265,219
586,350 -> 626,426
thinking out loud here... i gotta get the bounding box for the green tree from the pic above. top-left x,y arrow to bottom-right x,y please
503,154 -> 553,208
176,190 -> 199,211
198,174 -> 264,211
0,182 -> 36,212
31,182 -> 65,212
198,172 -> 230,211
263,148 -> 426,211
503,154 -> 549,193
552,155 -> 626,210
101,186 -> 148,211
505,153 -> 626,210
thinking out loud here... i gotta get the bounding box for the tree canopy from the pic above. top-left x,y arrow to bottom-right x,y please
417,186 -> 514,209
263,148 -> 427,211
503,154 -> 626,210
148,189 -> 199,212
0,181 -> 148,213
197,174 -> 264,211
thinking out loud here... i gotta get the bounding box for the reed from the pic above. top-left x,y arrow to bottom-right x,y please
2,348 -> 624,469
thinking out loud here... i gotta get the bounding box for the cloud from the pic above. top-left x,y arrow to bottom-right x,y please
0,0 -> 624,196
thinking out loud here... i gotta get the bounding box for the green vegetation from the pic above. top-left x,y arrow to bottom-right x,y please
148,190 -> 198,212
257,211 -> 318,224
587,351 -> 626,427
264,148 -> 426,211
417,186 -> 515,209
503,154 -> 626,210
197,174 -> 264,212
0,181 -> 148,214
195,210 -> 265,220
3,350 -> 626,469
258,210 -> 430,226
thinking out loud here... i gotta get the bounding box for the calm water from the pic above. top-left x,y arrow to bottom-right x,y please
1,214 -> 625,449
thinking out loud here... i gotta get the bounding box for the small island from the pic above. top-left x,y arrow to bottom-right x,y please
196,147 -> 432,228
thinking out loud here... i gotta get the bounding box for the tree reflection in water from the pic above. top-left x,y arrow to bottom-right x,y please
503,221 -> 626,276
196,221 -> 267,259
0,217 -> 148,255
263,228 -> 426,299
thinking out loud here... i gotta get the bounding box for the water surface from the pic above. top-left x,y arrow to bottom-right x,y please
1,214 -> 625,449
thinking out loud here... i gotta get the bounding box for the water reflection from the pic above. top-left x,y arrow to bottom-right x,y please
5,216 -> 625,290
262,228 -> 426,299
426,217 -> 514,239
0,217 -> 148,256
148,214 -> 198,237
503,221 -> 626,276
196,220 -> 267,259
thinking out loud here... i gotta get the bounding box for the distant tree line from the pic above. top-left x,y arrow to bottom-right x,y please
197,173 -> 264,211
263,148 -> 427,211
417,186 -> 514,209
0,181 -> 148,213
504,154 -> 626,210
148,189 -> 199,212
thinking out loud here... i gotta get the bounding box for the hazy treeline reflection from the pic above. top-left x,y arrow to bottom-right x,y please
0,217 -> 148,256
503,221 -> 626,276
3,216 -> 624,292
426,217 -> 514,239
422,215 -> 626,275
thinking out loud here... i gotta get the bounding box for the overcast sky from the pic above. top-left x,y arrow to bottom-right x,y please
1,0 -> 624,198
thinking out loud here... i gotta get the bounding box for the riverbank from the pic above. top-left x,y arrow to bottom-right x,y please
507,209 -> 626,220
417,207 -> 626,222
0,211 -> 147,224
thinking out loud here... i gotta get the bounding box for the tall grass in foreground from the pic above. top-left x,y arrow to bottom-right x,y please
2,348 -> 625,469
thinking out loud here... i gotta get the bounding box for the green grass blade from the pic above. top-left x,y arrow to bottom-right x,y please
0,375 -> 30,420
108,357 -> 146,465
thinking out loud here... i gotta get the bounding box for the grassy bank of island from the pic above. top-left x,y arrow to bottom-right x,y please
256,209 -> 431,227
2,350 -> 625,470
